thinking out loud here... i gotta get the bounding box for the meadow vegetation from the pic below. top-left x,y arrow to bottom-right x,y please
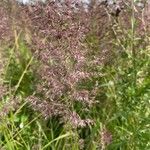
0,0 -> 149,149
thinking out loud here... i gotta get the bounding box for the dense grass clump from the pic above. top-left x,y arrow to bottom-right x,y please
0,0 -> 149,149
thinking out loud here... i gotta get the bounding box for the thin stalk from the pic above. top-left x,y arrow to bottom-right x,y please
4,30 -> 22,78
131,0 -> 137,90
13,56 -> 34,95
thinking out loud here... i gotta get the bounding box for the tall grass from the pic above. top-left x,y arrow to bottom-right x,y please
0,0 -> 149,149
